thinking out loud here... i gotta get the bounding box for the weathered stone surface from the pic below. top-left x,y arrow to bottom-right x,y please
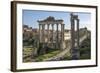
70,13 -> 80,59
38,16 -> 65,54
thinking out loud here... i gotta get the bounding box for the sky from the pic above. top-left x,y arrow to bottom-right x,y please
22,10 -> 91,30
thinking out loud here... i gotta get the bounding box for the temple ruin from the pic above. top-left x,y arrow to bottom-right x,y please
37,16 -> 65,54
36,13 -> 80,59
70,13 -> 80,59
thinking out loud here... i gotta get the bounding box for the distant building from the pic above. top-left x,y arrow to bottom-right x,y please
64,30 -> 71,40
23,25 -> 39,40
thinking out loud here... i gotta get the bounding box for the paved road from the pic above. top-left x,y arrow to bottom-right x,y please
43,34 -> 88,61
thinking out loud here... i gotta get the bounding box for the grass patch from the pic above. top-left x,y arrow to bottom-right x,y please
35,50 -> 60,61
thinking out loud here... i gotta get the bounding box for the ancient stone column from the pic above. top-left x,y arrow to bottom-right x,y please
72,18 -> 80,59
39,24 -> 41,42
71,15 -> 75,53
77,19 -> 79,49
62,24 -> 64,41
70,13 -> 80,60
61,24 -> 65,49
76,19 -> 80,58
52,24 -> 54,48
47,24 -> 50,42
42,24 -> 45,43
56,23 -> 59,49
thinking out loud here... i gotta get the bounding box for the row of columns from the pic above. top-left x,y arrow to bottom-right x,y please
39,23 -> 65,49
